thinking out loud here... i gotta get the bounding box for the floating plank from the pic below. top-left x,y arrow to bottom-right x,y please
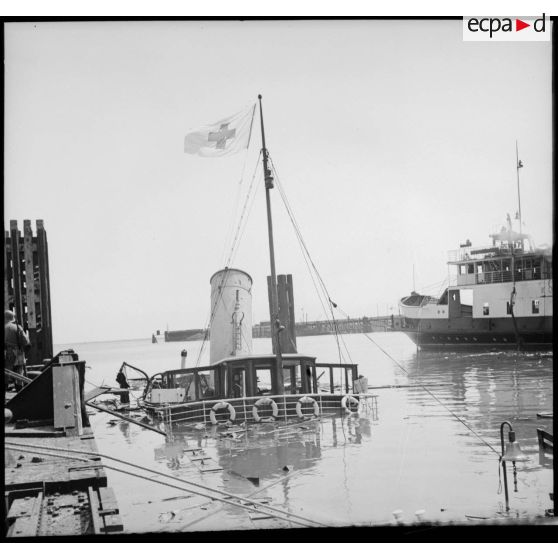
98,486 -> 119,515
101,513 -> 124,533
88,486 -> 103,535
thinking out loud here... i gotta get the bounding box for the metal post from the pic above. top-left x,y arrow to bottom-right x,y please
500,421 -> 511,512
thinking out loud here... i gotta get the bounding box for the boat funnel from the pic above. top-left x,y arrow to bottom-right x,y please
209,268 -> 253,364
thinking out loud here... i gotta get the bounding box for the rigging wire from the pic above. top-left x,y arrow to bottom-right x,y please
220,148 -> 251,265
331,300 -> 502,457
268,156 -> 352,366
195,153 -> 262,366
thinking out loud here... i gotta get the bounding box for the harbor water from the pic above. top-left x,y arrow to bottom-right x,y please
54,333 -> 554,532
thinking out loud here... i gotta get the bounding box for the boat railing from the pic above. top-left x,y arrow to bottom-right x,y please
148,391 -> 378,425
448,245 -> 514,263
454,268 -> 550,286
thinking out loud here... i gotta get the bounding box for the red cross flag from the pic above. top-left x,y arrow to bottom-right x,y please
184,104 -> 256,157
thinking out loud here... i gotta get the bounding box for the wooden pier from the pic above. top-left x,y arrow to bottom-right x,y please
4,220 -> 53,365
4,351 -> 123,537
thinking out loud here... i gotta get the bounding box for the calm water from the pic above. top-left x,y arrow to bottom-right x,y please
54,333 -> 554,532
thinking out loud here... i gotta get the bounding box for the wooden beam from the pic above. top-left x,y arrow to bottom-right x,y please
10,220 -> 24,323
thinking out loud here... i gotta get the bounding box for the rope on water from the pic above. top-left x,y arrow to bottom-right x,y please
5,443 -> 296,524
179,468 -> 303,530
333,302 -> 502,458
5,440 -> 326,528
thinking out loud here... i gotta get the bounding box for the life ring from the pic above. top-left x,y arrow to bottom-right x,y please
296,396 -> 320,419
341,395 -> 359,414
209,401 -> 236,425
252,397 -> 279,422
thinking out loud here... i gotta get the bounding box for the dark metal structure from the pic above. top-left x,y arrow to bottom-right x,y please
4,219 -> 53,365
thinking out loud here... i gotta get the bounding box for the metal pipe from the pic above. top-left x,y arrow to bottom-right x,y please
86,401 -> 167,437
4,367 -> 32,384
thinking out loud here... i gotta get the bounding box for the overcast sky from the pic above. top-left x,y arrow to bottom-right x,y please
4,19 -> 552,344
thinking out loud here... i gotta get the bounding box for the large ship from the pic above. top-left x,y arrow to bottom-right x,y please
399,217 -> 552,350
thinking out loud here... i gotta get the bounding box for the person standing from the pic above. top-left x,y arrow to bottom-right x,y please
115,368 -> 130,405
4,310 -> 31,390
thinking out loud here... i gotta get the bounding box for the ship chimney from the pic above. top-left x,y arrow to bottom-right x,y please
209,268 -> 253,364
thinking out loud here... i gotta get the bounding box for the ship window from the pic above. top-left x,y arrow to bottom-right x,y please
230,368 -> 246,399
255,368 -> 272,396
483,303 -> 490,316
198,370 -> 216,399
173,372 -> 196,401
468,264 -> 474,274
506,301 -> 513,315
532,300 -> 540,314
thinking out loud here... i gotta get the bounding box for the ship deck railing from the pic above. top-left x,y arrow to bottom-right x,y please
143,391 -> 378,425
453,269 -> 551,287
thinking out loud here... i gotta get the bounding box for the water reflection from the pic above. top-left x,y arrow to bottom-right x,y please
401,350 -> 553,482
150,413 -> 376,494
82,335 -> 552,529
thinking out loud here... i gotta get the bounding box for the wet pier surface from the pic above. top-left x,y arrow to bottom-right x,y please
52,334 -> 554,533
5,425 -> 123,537
4,352 -> 124,538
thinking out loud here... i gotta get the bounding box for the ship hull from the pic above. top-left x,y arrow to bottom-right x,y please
400,316 -> 553,350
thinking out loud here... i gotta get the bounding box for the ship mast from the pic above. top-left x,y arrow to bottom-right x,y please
515,140 -> 523,243
258,95 -> 284,393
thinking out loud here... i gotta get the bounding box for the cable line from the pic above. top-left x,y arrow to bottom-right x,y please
6,440 -> 327,528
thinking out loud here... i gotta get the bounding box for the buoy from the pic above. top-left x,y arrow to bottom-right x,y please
5,408 -> 13,423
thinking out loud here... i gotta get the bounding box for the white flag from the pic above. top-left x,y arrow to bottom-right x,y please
184,104 -> 256,157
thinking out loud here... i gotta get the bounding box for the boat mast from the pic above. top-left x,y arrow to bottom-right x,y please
258,95 -> 284,392
515,140 -> 523,242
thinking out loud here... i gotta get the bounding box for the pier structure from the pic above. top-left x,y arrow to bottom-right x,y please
4,219 -> 53,365
253,314 -> 403,338
162,314 -> 404,342
4,351 -> 123,537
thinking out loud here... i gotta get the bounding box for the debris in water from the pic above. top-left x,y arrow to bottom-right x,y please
158,511 -> 176,522
31,457 -> 43,463
246,477 -> 260,487
162,495 -> 193,502
282,465 -> 291,472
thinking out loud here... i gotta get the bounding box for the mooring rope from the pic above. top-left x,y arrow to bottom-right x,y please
331,302 -> 502,458
5,443 -> 306,526
269,156 -> 353,367
179,468 -> 303,530
5,440 -> 326,528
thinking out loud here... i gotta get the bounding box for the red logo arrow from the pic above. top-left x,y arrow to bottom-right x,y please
516,18 -> 530,31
